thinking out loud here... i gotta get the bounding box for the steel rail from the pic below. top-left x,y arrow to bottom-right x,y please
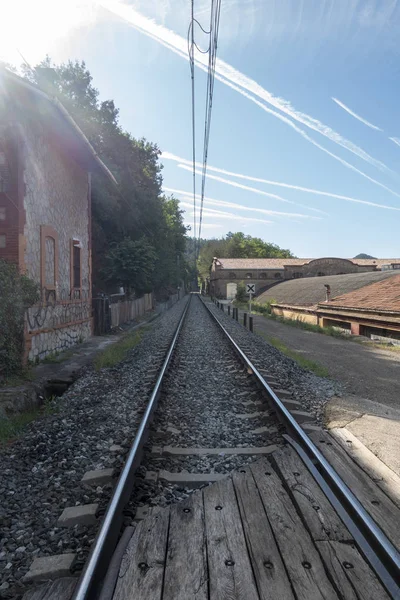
200,296 -> 400,599
72,295 -> 192,600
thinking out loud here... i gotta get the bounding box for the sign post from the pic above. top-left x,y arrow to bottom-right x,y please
246,283 -> 255,315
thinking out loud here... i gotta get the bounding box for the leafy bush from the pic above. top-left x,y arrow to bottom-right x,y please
236,281 -> 247,303
0,260 -> 39,378
253,299 -> 276,315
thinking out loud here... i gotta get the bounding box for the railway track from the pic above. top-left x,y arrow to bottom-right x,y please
24,294 -> 400,600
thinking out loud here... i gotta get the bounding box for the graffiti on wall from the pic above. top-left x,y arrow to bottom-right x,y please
26,287 -> 91,332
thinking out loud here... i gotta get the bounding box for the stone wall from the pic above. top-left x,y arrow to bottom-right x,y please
21,120 -> 92,361
300,258 -> 358,277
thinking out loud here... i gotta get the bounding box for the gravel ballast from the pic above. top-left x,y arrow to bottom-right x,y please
0,295 -> 342,598
129,296 -> 283,512
206,299 -> 343,421
0,298 -> 188,599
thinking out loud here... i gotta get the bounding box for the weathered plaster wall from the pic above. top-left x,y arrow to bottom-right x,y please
271,305 -> 318,325
21,121 -> 92,360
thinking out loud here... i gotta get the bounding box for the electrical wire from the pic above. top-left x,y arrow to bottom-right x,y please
197,0 -> 222,258
189,0 -> 197,256
188,0 -> 222,263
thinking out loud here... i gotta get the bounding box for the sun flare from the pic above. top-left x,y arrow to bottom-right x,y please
0,0 -> 97,65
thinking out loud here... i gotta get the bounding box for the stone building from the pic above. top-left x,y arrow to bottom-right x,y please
0,68 -> 116,361
210,257 -> 400,299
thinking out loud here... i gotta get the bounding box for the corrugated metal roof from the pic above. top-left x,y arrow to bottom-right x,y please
323,274 -> 400,312
214,258 -> 400,270
257,271 -> 400,307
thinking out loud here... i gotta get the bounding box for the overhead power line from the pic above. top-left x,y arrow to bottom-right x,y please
188,0 -> 222,262
188,0 -> 197,247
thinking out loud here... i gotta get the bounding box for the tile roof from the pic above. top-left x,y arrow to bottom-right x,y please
257,271 -> 399,307
215,258 -> 400,270
323,274 -> 400,312
215,258 -> 310,269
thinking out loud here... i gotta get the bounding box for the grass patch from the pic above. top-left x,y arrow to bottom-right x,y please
94,330 -> 143,370
41,348 -> 77,365
248,304 -> 349,339
0,397 -> 59,445
0,368 -> 34,388
235,299 -> 348,338
259,332 -> 330,377
273,317 -> 347,338
363,341 -> 400,353
233,300 -> 269,316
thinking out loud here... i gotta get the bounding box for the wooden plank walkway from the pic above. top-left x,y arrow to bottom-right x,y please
113,445 -> 391,600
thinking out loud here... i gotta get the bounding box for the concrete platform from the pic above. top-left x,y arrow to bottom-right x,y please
325,395 -> 400,476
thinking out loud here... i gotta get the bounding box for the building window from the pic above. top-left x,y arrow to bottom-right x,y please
317,272 -> 325,277
229,272 -> 236,279
0,142 -> 11,193
245,272 -> 252,279
259,273 -> 267,279
274,273 -> 282,279
292,272 -> 303,279
40,225 -> 58,296
0,234 -> 6,248
71,238 -> 82,295
45,237 -> 56,287
0,207 -> 5,221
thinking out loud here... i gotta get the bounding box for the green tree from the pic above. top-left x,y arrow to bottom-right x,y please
152,196 -> 189,298
103,238 -> 157,297
225,232 -> 293,258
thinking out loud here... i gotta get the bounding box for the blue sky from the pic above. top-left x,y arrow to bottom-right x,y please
2,0 -> 400,258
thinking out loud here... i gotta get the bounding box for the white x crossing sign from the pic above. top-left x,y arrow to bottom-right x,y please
246,283 -> 255,294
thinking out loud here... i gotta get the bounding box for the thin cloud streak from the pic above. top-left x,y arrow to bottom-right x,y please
332,97 -> 383,131
163,186 -> 323,219
100,0 -> 391,175
390,137 -> 400,148
203,75 -> 400,198
179,201 -> 273,224
177,165 -> 328,215
162,152 -> 400,211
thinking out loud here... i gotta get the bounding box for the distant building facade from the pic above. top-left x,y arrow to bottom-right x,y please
210,257 -> 400,299
0,68 -> 116,361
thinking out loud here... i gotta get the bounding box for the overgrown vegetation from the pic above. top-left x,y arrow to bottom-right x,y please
267,313 -> 348,338
363,341 -> 400,353
259,333 -> 330,377
235,281 -> 247,303
0,396 -> 59,445
233,298 -> 276,316
94,330 -> 143,370
21,59 -> 189,299
0,260 -> 40,379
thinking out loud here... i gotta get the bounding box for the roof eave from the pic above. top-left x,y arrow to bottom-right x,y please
1,68 -> 118,188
